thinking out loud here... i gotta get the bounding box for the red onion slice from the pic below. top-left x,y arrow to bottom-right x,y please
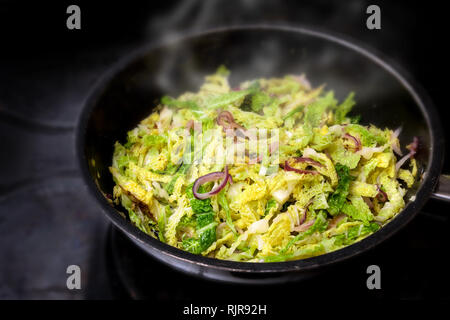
406,136 -> 419,156
395,136 -> 419,171
216,111 -> 262,145
293,219 -> 315,232
327,214 -> 346,230
299,200 -> 312,225
292,74 -> 312,90
185,120 -> 201,133
216,111 -> 245,131
343,133 -> 362,151
363,196 -> 374,209
392,127 -> 402,139
283,160 -> 319,175
376,185 -> 388,203
293,157 -> 324,168
299,210 -> 307,225
216,111 -> 234,129
192,165 -> 230,200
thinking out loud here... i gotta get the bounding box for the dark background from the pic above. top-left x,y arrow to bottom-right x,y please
0,0 -> 449,304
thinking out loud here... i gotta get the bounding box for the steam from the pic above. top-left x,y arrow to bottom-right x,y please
140,0 -> 398,119
142,0 -> 292,93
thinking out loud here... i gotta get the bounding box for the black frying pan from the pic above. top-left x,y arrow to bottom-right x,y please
76,25 -> 449,284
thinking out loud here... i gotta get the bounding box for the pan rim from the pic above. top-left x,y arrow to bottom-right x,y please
75,24 -> 445,273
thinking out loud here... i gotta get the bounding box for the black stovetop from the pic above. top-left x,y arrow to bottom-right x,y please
0,1 -> 449,301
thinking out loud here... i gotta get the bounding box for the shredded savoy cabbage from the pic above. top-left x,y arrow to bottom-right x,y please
110,66 -> 418,262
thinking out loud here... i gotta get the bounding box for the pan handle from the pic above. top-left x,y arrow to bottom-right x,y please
431,175 -> 450,202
